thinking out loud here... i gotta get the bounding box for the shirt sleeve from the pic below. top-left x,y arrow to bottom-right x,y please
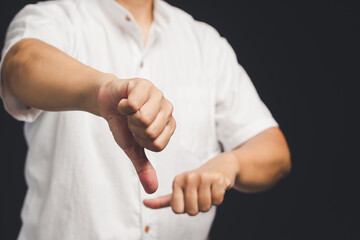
0,2 -> 74,122
212,34 -> 278,152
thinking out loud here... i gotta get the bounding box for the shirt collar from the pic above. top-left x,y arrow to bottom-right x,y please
100,0 -> 171,33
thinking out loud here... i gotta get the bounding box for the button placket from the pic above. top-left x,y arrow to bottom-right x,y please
140,196 -> 156,239
140,152 -> 159,239
122,14 -> 143,49
141,204 -> 158,239
136,26 -> 159,78
137,55 -> 152,80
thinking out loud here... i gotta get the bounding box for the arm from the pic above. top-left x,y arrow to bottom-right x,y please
2,39 -> 106,115
1,39 -> 176,193
231,127 -> 291,193
144,127 -> 291,215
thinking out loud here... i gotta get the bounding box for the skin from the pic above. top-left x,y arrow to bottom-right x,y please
143,127 -> 291,215
1,0 -> 291,216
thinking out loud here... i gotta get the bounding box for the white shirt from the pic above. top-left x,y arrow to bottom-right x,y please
0,0 -> 278,239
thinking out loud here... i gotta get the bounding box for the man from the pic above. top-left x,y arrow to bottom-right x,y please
0,0 -> 291,239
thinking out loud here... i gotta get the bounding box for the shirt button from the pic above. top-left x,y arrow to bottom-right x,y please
140,61 -> 144,68
145,225 -> 150,233
125,16 -> 131,22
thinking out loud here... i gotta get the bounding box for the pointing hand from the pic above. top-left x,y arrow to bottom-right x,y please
143,153 -> 237,215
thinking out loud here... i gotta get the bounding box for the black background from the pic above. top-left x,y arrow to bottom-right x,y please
0,0 -> 358,239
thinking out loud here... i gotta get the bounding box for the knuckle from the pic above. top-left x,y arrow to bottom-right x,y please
138,112 -> 152,126
156,89 -> 164,99
152,139 -> 165,152
185,172 -> 198,184
145,127 -> 157,140
199,172 -> 212,183
144,79 -> 154,88
224,178 -> 232,188
127,79 -> 137,90
167,100 -> 174,114
173,176 -> 183,189
212,173 -> 223,183
133,78 -> 152,91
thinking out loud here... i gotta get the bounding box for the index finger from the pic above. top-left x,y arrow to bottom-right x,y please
143,194 -> 171,209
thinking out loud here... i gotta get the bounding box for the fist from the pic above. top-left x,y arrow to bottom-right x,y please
97,78 -> 176,193
118,78 -> 176,152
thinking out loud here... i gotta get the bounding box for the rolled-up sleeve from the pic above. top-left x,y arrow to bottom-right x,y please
0,2 -> 74,122
213,36 -> 278,152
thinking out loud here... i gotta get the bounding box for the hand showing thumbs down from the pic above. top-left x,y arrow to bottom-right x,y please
97,78 -> 176,194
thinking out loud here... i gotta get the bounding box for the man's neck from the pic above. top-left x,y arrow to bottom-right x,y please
115,0 -> 154,46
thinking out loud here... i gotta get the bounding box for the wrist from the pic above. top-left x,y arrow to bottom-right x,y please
222,151 -> 241,187
204,152 -> 239,188
86,72 -> 116,116
227,151 -> 242,186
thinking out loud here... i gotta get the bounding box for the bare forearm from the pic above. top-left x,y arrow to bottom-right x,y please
229,127 -> 291,193
1,39 -> 113,115
143,127 -> 291,215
